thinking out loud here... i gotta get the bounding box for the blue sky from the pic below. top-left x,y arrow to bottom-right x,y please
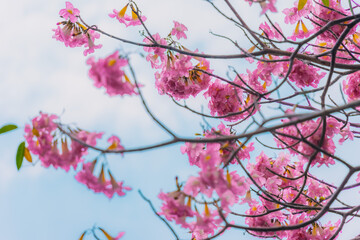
1,0 -> 360,239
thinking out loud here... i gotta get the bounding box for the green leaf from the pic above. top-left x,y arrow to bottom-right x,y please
298,0 -> 308,10
16,142 -> 25,171
322,0 -> 330,7
0,124 -> 18,135
349,0 -> 355,15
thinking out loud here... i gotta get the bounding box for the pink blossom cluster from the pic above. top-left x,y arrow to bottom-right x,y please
159,188 -> 222,239
74,135 -> 130,198
158,154 -> 248,238
259,21 -> 283,41
204,78 -> 258,121
274,116 -> 351,167
24,113 -> 102,172
158,119 -> 344,239
181,123 -> 255,166
282,0 -> 351,41
244,151 -> 341,239
143,29 -> 212,100
155,53 -> 211,100
311,0 -> 352,41
24,113 -> 130,198
343,71 -> 360,102
159,124 -> 256,238
75,161 -> 131,198
52,2 -> 102,56
87,51 -> 139,97
285,58 -> 326,88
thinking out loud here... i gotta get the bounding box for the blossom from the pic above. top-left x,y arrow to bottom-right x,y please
154,53 -> 212,100
53,2 -> 102,55
171,21 -> 188,40
285,58 -> 326,88
205,79 -> 255,121
87,51 -> 139,96
310,0 -> 352,41
274,117 -> 341,167
158,191 -> 194,228
143,33 -> 168,69
107,135 -> 125,152
24,112 -> 104,172
59,2 -> 80,23
339,123 -> 354,144
259,21 -> 283,41
190,207 -> 221,240
53,18 -> 102,55
75,162 -> 131,198
289,20 -> 313,41
343,71 -> 360,102
109,4 -> 147,27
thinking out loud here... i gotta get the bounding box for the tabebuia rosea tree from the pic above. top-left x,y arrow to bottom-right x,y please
4,0 -> 360,239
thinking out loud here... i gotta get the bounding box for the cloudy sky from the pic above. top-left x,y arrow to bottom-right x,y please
1,0 -> 359,239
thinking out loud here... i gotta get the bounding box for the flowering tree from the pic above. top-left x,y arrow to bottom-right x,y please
4,0 -> 360,239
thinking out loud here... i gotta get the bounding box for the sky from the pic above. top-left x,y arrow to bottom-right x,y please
1,0 -> 360,239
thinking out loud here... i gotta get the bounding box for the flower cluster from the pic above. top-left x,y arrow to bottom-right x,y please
181,123 -> 255,166
343,71 -> 360,102
285,58 -> 326,88
24,113 -> 102,171
204,78 -> 258,121
159,124 -> 256,238
143,25 -> 212,100
52,2 -> 102,56
87,51 -> 139,97
158,118 -> 345,239
274,116 -> 345,167
75,161 -> 131,198
24,113 -> 130,199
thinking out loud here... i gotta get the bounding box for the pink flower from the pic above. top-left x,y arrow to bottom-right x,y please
155,53 -> 212,100
310,0 -> 352,41
83,30 -> 102,56
171,21 -> 188,40
205,79 -> 256,121
283,7 -> 301,24
143,33 -> 168,69
158,191 -> 194,228
59,2 -> 80,23
75,162 -> 131,198
288,20 -> 314,41
259,21 -> 283,41
343,71 -> 360,102
339,123 -> 354,144
109,4 -> 147,27
285,58 -> 326,88
75,161 -> 99,190
190,208 -> 221,239
24,113 -> 103,172
107,135 -> 125,151
180,142 -> 205,166
52,22 -> 102,56
87,51 -> 139,96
